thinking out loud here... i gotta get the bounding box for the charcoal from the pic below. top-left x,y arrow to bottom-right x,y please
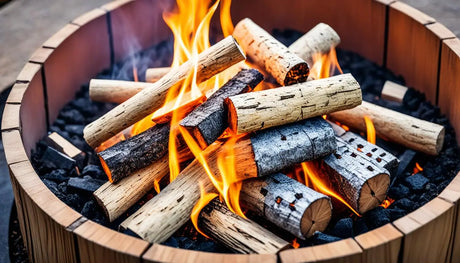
331,218 -> 354,238
41,147 -> 76,171
82,165 -> 106,180
402,88 -> 424,110
386,208 -> 406,221
54,118 -> 66,128
388,184 -> 410,200
396,149 -> 417,178
404,173 -> 429,191
364,207 -> 390,230
437,180 -> 450,193
58,182 -> 68,194
42,179 -> 65,200
81,200 -> 98,218
43,169 -> 68,183
309,232 -> 341,245
64,193 -> 82,211
59,109 -> 85,124
70,98 -> 98,117
68,177 -> 105,192
65,125 -> 85,136
354,218 -> 368,235
163,237 -> 179,248
393,198 -> 415,210
49,125 -> 61,134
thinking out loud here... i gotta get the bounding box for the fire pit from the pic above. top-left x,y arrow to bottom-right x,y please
3,0 -> 460,262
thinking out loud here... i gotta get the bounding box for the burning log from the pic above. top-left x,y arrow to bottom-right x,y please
240,173 -> 332,238
226,73 -> 361,134
180,69 -> 264,148
84,36 -> 246,148
328,101 -> 445,155
98,123 -> 169,183
289,23 -> 341,67
199,198 -> 290,254
122,118 -> 336,242
145,67 -> 170,83
233,18 -> 309,86
321,137 -> 391,214
150,92 -> 206,124
89,80 -> 149,104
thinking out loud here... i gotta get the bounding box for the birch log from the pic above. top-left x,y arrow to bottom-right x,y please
180,69 -> 264,148
83,36 -> 245,148
145,67 -> 170,83
226,73 -> 362,134
233,18 -> 309,86
199,198 -> 290,254
328,101 -> 445,155
89,80 -> 149,104
122,118 -> 336,243
241,173 -> 332,239
321,137 -> 391,214
289,23 -> 341,67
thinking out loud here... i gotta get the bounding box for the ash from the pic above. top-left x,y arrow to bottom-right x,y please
23,30 -> 460,254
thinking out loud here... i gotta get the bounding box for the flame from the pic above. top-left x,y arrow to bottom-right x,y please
153,179 -> 161,194
380,197 -> 395,209
412,162 -> 423,175
292,238 -> 300,249
191,184 -> 218,238
309,48 -> 343,80
95,132 -> 126,152
133,65 -> 139,82
301,162 -> 361,216
364,115 -> 376,144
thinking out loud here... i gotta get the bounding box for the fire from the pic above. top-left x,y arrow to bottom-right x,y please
380,197 -> 395,209
291,238 -> 300,249
412,162 -> 423,175
95,132 -> 126,153
364,115 -> 376,144
132,65 -> 139,82
301,162 -> 361,216
309,48 -> 343,80
191,184 -> 218,238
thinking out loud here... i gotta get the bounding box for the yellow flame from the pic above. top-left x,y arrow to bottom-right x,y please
191,184 -> 218,239
309,48 -> 343,80
364,115 -> 376,144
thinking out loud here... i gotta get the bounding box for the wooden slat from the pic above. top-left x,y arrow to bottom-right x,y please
279,238 -> 363,263
2,130 -> 28,165
354,223 -> 403,263
73,220 -> 150,263
6,83 -> 27,104
393,198 -> 455,263
43,24 -> 80,49
231,0 -> 391,65
29,47 -> 54,64
439,173 -> 460,263
9,161 -> 82,263
143,244 -> 278,263
72,8 -> 106,26
16,62 -> 41,83
2,103 -> 21,131
386,2 -> 456,104
438,38 -> 460,144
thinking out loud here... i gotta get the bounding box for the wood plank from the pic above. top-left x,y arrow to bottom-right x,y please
72,8 -> 106,26
438,38 -> 460,144
16,62 -> 41,83
279,238 -> 363,263
73,220 -> 150,263
2,130 -> 28,165
439,173 -> 460,263
231,0 -> 390,65
393,198 -> 455,263
354,223 -> 403,263
2,103 -> 20,131
6,83 -> 27,104
43,24 -> 80,49
29,47 -> 54,64
143,244 -> 278,263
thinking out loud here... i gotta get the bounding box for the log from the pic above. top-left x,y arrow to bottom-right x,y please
320,137 -> 391,214
240,173 -> 332,239
94,156 -> 169,222
226,73 -> 362,134
328,101 -> 445,155
83,36 -> 246,148
381,80 -> 408,103
233,18 -> 309,86
289,23 -> 341,67
122,118 -> 336,243
145,67 -> 170,83
89,79 -> 149,104
98,123 -> 169,183
180,69 -> 264,148
199,198 -> 290,254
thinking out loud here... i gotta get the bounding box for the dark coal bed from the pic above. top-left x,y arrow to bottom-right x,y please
12,29 -> 460,258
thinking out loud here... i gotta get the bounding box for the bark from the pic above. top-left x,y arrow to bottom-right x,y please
233,18 -> 309,86
240,173 -> 332,239
145,67 -> 170,83
226,73 -> 361,134
89,79 -> 149,104
328,101 -> 445,155
83,36 -> 246,148
180,69 -> 264,148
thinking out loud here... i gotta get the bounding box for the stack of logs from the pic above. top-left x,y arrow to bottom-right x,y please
62,19 -> 447,254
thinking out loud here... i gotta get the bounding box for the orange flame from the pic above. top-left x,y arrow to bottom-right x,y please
412,162 -> 423,175
292,238 -> 300,249
191,184 -> 218,238
133,65 -> 139,82
364,115 -> 376,144
380,197 -> 395,209
309,48 -> 343,80
95,132 -> 126,153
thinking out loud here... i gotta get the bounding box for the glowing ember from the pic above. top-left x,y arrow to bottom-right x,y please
364,115 -> 376,144
191,184 -> 218,238
380,197 -> 395,209
412,162 -> 424,175
291,238 -> 300,249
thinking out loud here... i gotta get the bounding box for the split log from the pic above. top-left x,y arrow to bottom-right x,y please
233,18 -> 309,86
83,36 -> 246,148
45,132 -> 85,168
328,101 -> 445,155
226,73 -> 362,134
98,123 -> 169,183
145,67 -> 170,83
180,69 -> 264,148
327,121 -> 399,174
240,173 -> 332,238
89,79 -> 149,104
199,198 -> 290,254
94,156 -> 169,222
122,118 -> 336,243
381,80 -> 408,103
320,137 -> 391,214
289,23 -> 341,67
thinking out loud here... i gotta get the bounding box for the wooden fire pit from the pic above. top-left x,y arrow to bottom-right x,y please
2,0 -> 460,262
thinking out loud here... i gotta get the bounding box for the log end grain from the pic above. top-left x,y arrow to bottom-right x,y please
284,62 -> 310,86
358,172 -> 390,214
301,197 -> 333,237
